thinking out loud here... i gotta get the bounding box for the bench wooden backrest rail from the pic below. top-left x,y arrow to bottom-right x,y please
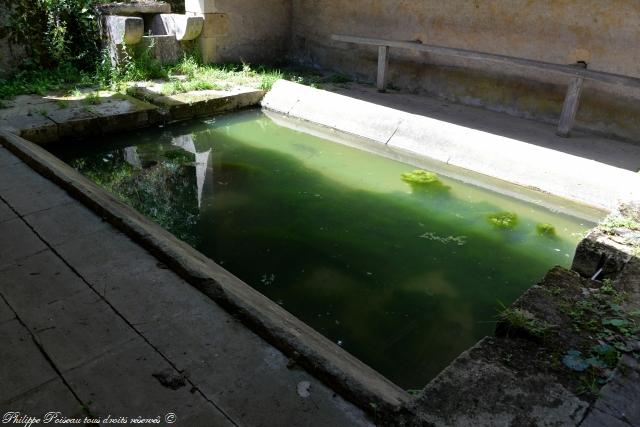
332,34 -> 640,138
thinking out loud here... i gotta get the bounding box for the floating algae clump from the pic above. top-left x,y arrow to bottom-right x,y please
536,223 -> 557,237
401,170 -> 450,195
488,212 -> 518,229
401,169 -> 441,186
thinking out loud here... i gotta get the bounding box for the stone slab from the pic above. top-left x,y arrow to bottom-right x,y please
0,146 -> 21,167
412,337 -> 589,426
0,218 -> 47,271
0,163 -> 72,216
24,201 -> 110,247
1,378 -> 84,420
87,95 -> 159,133
64,337 -> 233,425
0,100 -> 60,120
0,320 -> 58,403
54,227 -> 164,285
98,1 -> 171,15
52,225 -> 372,425
0,297 -> 14,324
0,114 -> 58,144
200,13 -> 229,37
0,198 -> 17,223
46,107 -> 100,139
28,288 -> 137,372
0,250 -> 87,316
153,89 -> 265,121
145,297 -> 374,427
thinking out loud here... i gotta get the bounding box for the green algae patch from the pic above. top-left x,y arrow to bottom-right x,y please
401,169 -> 440,186
488,212 -> 519,230
401,169 -> 449,195
536,223 -> 557,237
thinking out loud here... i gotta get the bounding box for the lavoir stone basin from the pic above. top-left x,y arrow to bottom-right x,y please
50,109 -> 600,389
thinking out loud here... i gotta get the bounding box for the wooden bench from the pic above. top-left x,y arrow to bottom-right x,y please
332,34 -> 640,138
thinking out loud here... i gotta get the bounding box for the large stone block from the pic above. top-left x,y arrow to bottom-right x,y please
151,13 -> 204,41
105,15 -> 144,45
198,36 -> 219,63
201,13 -> 229,37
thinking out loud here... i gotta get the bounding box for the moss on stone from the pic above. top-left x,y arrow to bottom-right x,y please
488,211 -> 518,230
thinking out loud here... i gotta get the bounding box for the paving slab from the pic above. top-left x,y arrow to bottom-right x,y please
64,337 -> 233,425
145,298 -> 374,427
24,201 -> 110,247
51,206 -> 373,426
25,288 -> 138,372
0,378 -> 84,420
0,146 -> 22,167
0,250 -> 88,311
0,248 -> 139,376
47,107 -> 100,139
0,198 -> 17,223
0,297 -> 15,324
86,95 -> 160,133
0,163 -> 73,216
127,84 -> 265,121
0,114 -> 58,144
54,227 -> 165,284
0,319 -> 59,403
0,218 -> 47,270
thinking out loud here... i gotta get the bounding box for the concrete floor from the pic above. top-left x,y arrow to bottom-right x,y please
0,146 -> 372,426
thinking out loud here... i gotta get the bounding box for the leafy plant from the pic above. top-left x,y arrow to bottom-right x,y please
7,0 -> 101,70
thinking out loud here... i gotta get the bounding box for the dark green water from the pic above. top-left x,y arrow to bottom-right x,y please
52,109 -> 597,389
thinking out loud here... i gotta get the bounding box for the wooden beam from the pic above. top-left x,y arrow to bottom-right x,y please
331,34 -> 640,89
377,45 -> 389,92
557,77 -> 584,138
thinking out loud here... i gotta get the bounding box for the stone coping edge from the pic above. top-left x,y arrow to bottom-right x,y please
0,129 -> 412,421
262,80 -> 640,212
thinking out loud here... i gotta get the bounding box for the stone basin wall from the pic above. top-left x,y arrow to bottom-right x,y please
289,0 -> 640,142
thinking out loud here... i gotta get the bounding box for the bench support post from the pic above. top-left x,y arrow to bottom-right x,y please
377,45 -> 389,92
557,77 -> 584,138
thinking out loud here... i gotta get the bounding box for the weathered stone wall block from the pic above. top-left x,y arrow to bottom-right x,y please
290,0 -> 640,141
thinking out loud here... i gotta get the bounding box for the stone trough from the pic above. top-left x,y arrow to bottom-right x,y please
100,1 -> 205,64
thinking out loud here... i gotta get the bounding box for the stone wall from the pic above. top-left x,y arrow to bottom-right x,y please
187,0 -> 291,64
289,0 -> 640,141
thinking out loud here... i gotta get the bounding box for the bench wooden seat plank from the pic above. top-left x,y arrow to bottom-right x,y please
332,34 -> 640,137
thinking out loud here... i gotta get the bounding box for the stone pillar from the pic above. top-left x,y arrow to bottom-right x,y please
184,0 -> 229,63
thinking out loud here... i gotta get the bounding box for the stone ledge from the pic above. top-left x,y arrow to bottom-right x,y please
127,85 -> 265,121
412,336 -> 589,426
97,1 -> 171,16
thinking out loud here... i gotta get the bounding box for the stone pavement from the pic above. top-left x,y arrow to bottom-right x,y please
0,145 -> 373,426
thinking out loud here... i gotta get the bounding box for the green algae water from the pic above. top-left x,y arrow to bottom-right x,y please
52,110 -> 599,389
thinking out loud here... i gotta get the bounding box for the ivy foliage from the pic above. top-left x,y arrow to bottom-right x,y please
7,0 -> 102,70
